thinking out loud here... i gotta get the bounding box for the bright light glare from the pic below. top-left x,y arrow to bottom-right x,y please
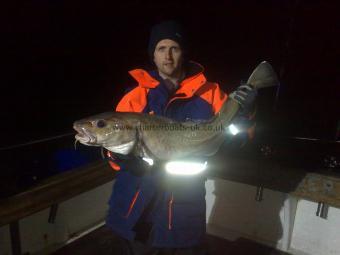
165,161 -> 207,175
142,157 -> 154,166
228,124 -> 240,135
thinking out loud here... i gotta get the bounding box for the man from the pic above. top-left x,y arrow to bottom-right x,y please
105,20 -> 256,255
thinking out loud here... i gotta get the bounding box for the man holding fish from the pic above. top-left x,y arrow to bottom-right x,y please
74,20 -> 278,254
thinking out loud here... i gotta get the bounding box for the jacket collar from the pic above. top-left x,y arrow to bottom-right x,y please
128,61 -> 207,97
128,69 -> 159,88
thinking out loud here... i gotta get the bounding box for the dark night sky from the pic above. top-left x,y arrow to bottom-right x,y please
1,1 -> 339,148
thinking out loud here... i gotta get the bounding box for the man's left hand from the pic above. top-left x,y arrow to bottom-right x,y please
230,84 -> 257,115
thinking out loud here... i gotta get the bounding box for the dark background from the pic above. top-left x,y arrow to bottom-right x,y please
1,0 -> 339,148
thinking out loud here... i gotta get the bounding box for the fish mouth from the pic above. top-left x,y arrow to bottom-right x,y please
74,126 -> 97,145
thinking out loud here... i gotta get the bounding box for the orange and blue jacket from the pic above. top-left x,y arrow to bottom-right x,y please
106,61 -> 251,247
107,61 -> 227,171
117,61 -> 227,118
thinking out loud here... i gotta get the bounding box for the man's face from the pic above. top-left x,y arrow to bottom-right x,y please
153,39 -> 183,78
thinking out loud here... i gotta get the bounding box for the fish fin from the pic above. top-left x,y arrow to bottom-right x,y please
101,147 -> 105,159
74,139 -> 78,150
105,140 -> 135,155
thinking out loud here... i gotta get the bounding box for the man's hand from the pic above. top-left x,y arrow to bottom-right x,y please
106,150 -> 152,176
229,83 -> 257,115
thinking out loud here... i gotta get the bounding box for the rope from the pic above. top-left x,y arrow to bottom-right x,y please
0,132 -> 75,151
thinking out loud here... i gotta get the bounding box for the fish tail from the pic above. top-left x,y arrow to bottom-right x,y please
213,61 -> 279,130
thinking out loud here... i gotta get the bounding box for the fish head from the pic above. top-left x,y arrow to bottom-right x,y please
73,112 -> 136,148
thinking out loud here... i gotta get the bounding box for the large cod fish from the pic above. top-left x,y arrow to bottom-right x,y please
73,61 -> 278,161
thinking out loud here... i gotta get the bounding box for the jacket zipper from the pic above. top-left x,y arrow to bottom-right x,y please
125,189 -> 141,218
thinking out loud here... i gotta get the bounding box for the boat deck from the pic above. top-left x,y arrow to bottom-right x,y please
53,226 -> 290,255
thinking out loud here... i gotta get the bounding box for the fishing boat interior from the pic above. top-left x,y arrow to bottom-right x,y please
1,1 -> 338,255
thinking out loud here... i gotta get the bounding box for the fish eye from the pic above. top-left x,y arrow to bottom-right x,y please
96,119 -> 106,128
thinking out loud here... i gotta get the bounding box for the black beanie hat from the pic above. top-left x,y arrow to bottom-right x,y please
148,20 -> 186,59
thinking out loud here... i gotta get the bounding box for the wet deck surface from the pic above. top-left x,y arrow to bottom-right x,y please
53,226 -> 290,255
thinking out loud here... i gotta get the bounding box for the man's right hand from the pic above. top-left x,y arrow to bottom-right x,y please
106,150 -> 152,176
106,151 -> 123,171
